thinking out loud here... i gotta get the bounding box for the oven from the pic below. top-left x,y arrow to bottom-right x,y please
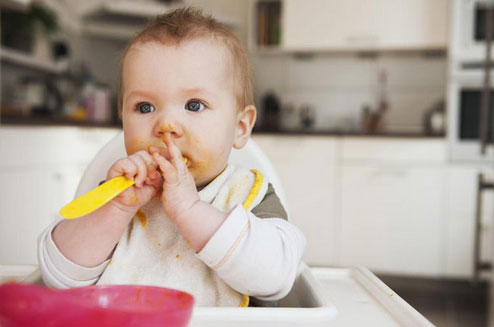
448,70 -> 494,162
452,0 -> 494,62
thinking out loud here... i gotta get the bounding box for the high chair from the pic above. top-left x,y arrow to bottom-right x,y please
23,131 -> 432,326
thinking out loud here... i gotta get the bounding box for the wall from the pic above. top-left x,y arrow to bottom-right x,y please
252,53 -> 447,133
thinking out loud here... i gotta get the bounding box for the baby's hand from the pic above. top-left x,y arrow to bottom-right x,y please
106,150 -> 163,213
149,133 -> 200,223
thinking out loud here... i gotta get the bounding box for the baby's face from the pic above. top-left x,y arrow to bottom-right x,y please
121,38 -> 240,187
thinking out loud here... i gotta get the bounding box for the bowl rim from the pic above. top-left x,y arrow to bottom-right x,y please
0,282 -> 195,314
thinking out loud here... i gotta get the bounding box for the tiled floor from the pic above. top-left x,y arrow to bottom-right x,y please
378,275 -> 488,327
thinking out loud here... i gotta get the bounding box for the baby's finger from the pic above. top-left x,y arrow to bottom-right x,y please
163,133 -> 186,172
152,152 -> 178,185
148,145 -> 171,160
128,155 -> 148,188
107,158 -> 138,181
135,150 -> 160,180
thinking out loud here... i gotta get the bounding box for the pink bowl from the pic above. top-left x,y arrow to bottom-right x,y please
0,282 -> 194,327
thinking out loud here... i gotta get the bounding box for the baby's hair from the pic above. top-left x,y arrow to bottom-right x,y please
117,7 -> 254,117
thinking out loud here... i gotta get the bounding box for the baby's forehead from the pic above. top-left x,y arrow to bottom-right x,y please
122,38 -> 239,100
129,39 -> 234,78
127,37 -> 234,69
123,38 -> 239,93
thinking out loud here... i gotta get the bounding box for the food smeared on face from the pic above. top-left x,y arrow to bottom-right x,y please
122,40 -> 241,189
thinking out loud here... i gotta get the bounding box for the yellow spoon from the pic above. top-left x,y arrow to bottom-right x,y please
60,176 -> 135,219
60,157 -> 189,219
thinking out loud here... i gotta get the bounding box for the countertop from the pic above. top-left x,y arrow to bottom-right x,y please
0,116 -> 445,139
252,127 -> 445,138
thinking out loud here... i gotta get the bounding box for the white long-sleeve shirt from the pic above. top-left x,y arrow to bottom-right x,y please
38,164 -> 306,306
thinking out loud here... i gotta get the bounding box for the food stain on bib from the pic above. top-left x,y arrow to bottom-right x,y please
176,254 -> 180,259
136,210 -> 147,228
225,183 -> 242,207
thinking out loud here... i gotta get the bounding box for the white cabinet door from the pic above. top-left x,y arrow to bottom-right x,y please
0,127 -> 119,265
340,164 -> 446,276
283,0 -> 449,51
0,168 -> 62,265
253,135 -> 338,266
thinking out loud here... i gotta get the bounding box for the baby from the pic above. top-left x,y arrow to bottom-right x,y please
38,7 -> 305,307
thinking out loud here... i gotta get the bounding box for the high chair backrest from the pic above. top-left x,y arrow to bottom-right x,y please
75,131 -> 289,214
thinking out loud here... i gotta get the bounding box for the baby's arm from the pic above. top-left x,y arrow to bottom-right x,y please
39,151 -> 162,287
152,135 -> 305,300
197,186 -> 306,301
150,133 -> 228,251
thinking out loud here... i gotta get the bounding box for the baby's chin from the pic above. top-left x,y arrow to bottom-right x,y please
193,165 -> 229,190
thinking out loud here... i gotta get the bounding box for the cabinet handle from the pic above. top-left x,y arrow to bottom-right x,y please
473,173 -> 494,281
480,5 -> 493,155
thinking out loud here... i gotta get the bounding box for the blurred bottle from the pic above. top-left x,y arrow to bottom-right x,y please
78,72 -> 111,123
261,91 -> 281,131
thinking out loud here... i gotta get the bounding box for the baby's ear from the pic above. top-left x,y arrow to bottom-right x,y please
233,105 -> 257,149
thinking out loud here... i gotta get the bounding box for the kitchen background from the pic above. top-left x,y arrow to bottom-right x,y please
0,0 -> 493,326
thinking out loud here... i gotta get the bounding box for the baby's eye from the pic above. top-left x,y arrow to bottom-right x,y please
136,102 -> 155,114
185,100 -> 206,112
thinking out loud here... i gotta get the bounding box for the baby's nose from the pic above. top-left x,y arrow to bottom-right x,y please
155,120 -> 183,139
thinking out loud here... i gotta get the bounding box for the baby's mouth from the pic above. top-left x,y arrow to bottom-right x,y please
147,144 -> 191,168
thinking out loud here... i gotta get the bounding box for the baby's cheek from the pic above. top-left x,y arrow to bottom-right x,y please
126,138 -> 164,155
125,138 -> 148,155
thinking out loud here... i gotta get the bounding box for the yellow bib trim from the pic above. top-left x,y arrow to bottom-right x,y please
238,169 -> 263,307
242,169 -> 263,211
239,294 -> 250,307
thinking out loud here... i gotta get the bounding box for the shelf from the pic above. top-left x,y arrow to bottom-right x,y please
82,23 -> 139,40
103,1 -> 240,27
81,1 -> 240,40
103,0 -> 171,18
0,47 -> 65,74
252,127 -> 445,138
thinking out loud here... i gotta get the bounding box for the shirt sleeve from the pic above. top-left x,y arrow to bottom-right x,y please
196,186 -> 306,301
251,183 -> 288,220
37,219 -> 110,289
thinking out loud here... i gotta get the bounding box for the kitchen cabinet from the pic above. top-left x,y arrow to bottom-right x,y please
0,126 -> 119,265
253,135 -> 489,278
339,138 -> 448,277
0,168 -> 61,265
339,164 -> 446,276
250,0 -> 450,52
253,135 -> 339,266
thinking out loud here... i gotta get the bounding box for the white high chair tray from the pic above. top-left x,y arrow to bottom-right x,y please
311,267 -> 433,327
190,263 -> 337,327
1,264 -> 433,327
